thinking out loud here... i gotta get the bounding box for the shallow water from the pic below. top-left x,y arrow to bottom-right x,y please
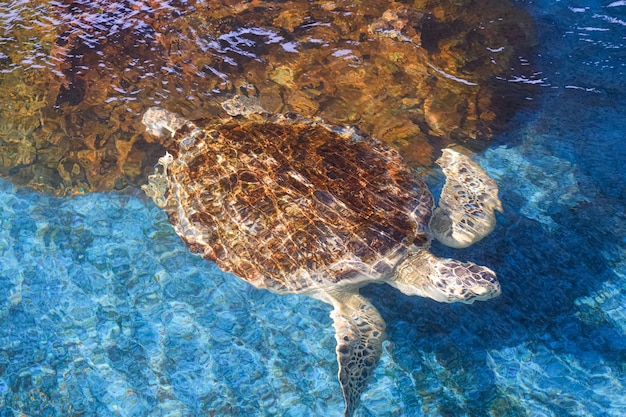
1,1 -> 626,416
0,0 -> 536,193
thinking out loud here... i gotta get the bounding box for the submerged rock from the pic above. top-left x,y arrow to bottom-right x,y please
0,0 -> 537,194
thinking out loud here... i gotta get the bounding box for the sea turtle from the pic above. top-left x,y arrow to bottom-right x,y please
141,99 -> 503,417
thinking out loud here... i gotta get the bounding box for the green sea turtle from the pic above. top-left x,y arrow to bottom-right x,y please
141,98 -> 502,417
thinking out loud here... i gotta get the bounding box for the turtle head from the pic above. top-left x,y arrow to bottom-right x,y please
391,250 -> 501,304
142,107 -> 188,138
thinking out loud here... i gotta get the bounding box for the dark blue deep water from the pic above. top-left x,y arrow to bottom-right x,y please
1,1 -> 625,416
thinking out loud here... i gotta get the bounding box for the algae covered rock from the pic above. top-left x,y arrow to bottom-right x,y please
0,0 -> 537,194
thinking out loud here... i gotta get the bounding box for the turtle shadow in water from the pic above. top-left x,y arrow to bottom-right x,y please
362,164 -> 626,416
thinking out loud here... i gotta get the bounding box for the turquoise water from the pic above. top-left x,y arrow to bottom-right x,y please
1,1 -> 626,416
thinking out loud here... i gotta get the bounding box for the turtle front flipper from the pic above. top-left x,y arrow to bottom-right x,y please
430,148 -> 503,248
390,250 -> 501,303
325,291 -> 386,417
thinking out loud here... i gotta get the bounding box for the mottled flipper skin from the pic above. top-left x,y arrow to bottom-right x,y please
391,250 -> 500,303
430,148 -> 503,248
328,292 -> 385,417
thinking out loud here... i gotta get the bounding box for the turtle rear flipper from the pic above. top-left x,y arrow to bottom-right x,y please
390,250 -> 501,303
326,291 -> 386,417
430,148 -> 503,248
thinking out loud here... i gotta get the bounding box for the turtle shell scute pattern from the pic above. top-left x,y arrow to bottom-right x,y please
163,117 -> 434,293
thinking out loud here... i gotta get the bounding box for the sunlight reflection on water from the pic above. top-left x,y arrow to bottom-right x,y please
0,0 -> 625,416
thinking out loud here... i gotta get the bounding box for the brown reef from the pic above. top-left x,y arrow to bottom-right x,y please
0,0 -> 537,194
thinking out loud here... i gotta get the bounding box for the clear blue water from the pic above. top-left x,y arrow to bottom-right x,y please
1,1 -> 626,416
